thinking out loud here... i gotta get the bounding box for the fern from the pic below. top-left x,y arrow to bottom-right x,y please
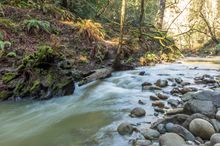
7,51 -> 16,57
23,19 -> 51,34
0,40 -> 11,50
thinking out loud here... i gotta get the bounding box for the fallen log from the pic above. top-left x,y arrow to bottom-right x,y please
78,67 -> 113,86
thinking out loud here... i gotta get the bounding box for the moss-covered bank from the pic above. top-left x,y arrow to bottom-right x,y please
0,45 -> 75,101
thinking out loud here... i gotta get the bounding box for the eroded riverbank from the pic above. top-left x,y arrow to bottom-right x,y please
0,57 -> 220,146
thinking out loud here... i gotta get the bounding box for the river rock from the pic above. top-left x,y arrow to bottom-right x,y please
152,101 -> 165,108
150,95 -> 160,101
180,87 -> 198,94
142,82 -> 152,87
181,90 -> 220,107
214,144 -> 220,146
216,110 -> 220,121
130,107 -> 146,117
210,133 -> 220,146
165,123 -> 195,141
168,99 -> 179,107
154,107 -> 165,113
157,124 -> 166,134
166,108 -> 184,115
139,71 -> 146,76
183,100 -> 217,117
133,139 -> 151,146
157,93 -> 169,100
175,77 -> 183,84
143,85 -> 162,91
189,118 -> 215,140
155,79 -> 168,88
159,133 -> 186,146
181,82 -> 191,86
117,122 -> 134,135
140,128 -> 160,140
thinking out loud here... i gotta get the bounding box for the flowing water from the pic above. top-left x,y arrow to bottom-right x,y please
0,57 -> 220,146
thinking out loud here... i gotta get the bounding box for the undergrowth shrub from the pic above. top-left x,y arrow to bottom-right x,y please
74,19 -> 105,43
23,19 -> 52,34
40,4 -> 75,21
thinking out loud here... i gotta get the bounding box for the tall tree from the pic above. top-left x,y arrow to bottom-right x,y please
113,0 -> 127,70
157,0 -> 166,29
139,0 -> 145,38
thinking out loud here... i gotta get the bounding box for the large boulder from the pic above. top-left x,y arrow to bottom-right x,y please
181,90 -> 220,107
159,133 -> 186,146
189,118 -> 215,140
183,100 -> 217,117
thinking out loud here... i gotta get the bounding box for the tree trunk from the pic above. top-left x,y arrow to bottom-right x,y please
61,0 -> 68,8
158,0 -> 166,29
139,0 -> 145,38
113,0 -> 127,70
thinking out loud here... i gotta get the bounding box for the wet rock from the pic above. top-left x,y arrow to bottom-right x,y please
140,128 -> 160,140
211,119 -> 220,132
133,139 -> 151,146
117,122 -> 134,135
183,100 -> 217,117
167,99 -> 179,107
155,79 -> 168,88
157,93 -> 169,100
154,107 -> 165,113
182,90 -> 220,107
139,71 -> 146,76
142,82 -> 152,86
165,123 -> 195,141
210,133 -> 220,146
152,101 -> 165,108
159,133 -> 186,146
157,124 -> 166,134
142,85 -> 161,91
216,110 -> 220,121
171,88 -> 181,95
175,78 -> 183,84
180,87 -> 198,94
138,100 -> 146,105
181,82 -> 191,86
150,95 -> 160,101
130,107 -> 146,117
189,118 -> 215,140
166,108 -> 184,115
214,144 -> 220,146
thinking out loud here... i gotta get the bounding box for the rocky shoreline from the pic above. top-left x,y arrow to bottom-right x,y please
117,72 -> 220,146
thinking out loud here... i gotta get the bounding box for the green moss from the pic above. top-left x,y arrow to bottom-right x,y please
30,79 -> 40,92
0,90 -> 11,100
2,72 -> 16,83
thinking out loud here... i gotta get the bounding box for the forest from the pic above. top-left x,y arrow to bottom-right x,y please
0,0 -> 220,146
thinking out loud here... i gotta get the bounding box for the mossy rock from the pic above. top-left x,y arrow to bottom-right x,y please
0,90 -> 12,100
2,45 -> 75,101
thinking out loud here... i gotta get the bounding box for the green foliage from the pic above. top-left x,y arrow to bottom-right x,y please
23,19 -> 51,34
2,72 -> 16,83
18,45 -> 56,70
41,4 -> 75,20
7,51 -> 17,57
215,43 -> 220,54
0,40 -> 11,50
1,0 -> 37,8
0,18 -> 16,29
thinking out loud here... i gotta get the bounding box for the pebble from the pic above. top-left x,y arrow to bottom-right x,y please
130,107 -> 146,117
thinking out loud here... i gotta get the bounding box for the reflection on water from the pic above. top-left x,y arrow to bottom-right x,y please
0,57 -> 220,146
